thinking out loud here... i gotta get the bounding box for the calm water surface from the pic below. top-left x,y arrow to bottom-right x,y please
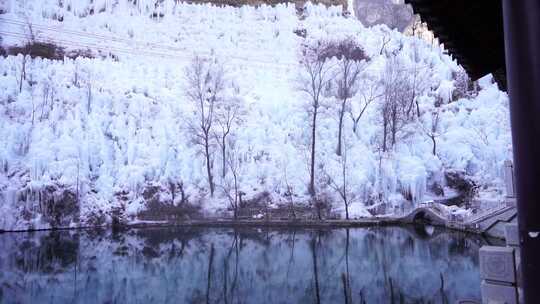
0,226 -> 489,304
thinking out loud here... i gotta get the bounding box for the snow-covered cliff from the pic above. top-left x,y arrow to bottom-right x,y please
0,1 -> 511,230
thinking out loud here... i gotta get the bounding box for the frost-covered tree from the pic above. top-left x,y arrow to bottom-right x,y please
297,40 -> 334,196
39,70 -> 56,121
81,67 -> 93,114
329,38 -> 369,156
452,66 -> 476,100
185,56 -> 225,197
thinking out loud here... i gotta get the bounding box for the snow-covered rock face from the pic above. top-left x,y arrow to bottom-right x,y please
0,1 -> 511,230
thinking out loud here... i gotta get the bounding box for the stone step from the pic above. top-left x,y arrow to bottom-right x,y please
476,208 -> 517,232
467,205 -> 511,224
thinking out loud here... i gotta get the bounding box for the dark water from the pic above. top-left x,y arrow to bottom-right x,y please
0,226 -> 490,304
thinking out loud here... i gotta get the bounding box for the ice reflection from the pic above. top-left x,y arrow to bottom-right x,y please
0,226 -> 488,303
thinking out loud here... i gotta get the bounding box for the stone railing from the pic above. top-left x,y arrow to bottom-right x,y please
465,160 -> 516,224
477,160 -> 519,303
465,201 -> 509,224
479,223 -> 521,303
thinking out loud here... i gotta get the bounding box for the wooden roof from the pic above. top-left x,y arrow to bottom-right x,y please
404,0 -> 507,89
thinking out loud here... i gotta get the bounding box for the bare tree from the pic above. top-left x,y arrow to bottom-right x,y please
380,85 -> 392,153
185,56 -> 225,197
297,40 -> 334,196
18,53 -> 27,93
349,75 -> 382,135
167,176 -> 189,206
221,146 -> 242,220
214,83 -> 244,179
421,108 -> 442,156
17,17 -> 37,93
379,33 -> 391,56
40,73 -> 54,121
282,166 -> 296,219
330,38 -> 369,156
405,41 -> 431,119
379,56 -> 411,152
325,136 -> 357,220
24,15 -> 36,42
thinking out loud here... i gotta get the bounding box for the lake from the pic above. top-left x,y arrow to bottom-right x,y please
0,226 -> 490,303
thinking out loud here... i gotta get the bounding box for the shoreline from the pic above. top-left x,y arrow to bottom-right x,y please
0,216 -> 491,238
0,217 -> 398,233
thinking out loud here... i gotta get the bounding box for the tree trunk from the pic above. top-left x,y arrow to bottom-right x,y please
391,108 -> 397,147
19,56 -> 26,93
233,171 -> 239,220
87,84 -> 92,114
221,136 -> 226,178
179,183 -> 186,205
309,107 -> 318,196
336,99 -> 346,156
382,118 -> 388,152
430,135 -> 437,155
204,135 -> 214,196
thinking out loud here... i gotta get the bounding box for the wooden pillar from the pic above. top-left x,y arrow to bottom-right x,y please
501,1 -> 540,302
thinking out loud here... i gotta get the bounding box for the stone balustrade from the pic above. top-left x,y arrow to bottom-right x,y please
479,222 -> 521,304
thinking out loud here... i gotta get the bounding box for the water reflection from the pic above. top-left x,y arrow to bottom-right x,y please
0,226 -> 488,303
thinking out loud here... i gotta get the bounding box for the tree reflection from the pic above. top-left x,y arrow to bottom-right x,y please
0,226 -> 487,303
14,231 -> 79,274
311,237 -> 321,304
